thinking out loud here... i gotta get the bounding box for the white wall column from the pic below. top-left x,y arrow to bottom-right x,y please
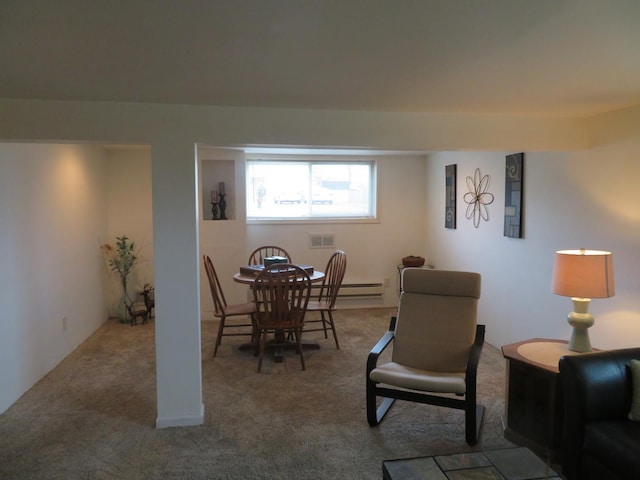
152,138 -> 204,427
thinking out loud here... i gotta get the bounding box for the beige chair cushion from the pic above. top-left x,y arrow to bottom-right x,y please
369,362 -> 466,394
391,269 -> 480,374
402,268 -> 480,298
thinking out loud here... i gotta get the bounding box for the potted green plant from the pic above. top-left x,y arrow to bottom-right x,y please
101,235 -> 140,323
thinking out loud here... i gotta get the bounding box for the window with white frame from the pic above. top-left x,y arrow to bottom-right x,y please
246,156 -> 376,221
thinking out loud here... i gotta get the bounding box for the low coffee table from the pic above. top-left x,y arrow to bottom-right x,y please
383,446 -> 560,479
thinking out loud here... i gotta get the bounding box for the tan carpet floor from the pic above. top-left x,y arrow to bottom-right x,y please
0,307 -> 515,479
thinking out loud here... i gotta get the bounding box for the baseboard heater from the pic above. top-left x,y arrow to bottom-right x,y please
312,281 -> 384,298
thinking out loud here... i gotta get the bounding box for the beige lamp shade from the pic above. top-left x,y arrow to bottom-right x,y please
552,249 -> 615,299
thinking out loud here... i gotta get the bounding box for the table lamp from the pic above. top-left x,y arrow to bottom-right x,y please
551,249 -> 615,352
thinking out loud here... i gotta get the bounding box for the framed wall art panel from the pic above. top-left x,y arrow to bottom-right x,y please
445,164 -> 456,229
504,153 -> 524,238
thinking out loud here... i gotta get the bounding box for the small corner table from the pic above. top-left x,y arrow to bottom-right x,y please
501,338 -> 595,464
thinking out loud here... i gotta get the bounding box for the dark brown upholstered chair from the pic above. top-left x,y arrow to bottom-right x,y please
303,250 -> 347,349
203,255 -> 257,357
247,246 -> 292,265
366,268 -> 485,445
252,263 -> 311,372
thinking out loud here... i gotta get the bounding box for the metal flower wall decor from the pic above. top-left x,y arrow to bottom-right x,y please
463,168 -> 495,228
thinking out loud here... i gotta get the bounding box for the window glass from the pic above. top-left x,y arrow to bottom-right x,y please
246,158 -> 376,221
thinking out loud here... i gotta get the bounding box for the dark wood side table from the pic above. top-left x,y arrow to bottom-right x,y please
501,338 -> 588,464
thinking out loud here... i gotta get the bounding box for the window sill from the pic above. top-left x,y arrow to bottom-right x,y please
246,217 -> 379,226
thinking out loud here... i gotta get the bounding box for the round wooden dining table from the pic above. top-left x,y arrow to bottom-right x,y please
232,269 -> 325,285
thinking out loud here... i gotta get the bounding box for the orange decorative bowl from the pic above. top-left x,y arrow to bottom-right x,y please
402,256 -> 425,267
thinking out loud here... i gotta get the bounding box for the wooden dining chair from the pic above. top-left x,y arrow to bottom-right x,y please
252,263 -> 312,372
303,250 -> 347,349
203,255 -> 257,357
247,245 -> 292,265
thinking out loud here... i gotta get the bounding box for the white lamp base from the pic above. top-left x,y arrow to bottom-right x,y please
567,297 -> 594,353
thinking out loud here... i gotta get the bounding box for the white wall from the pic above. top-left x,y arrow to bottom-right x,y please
424,108 -> 640,350
246,153 -> 428,307
76,145 -> 427,324
0,97 -> 635,426
0,143 -> 109,413
198,149 -> 427,314
108,138 -> 640,353
199,148 -> 250,314
104,147 -> 154,316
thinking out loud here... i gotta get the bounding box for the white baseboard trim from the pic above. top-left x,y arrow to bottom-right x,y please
155,403 -> 204,428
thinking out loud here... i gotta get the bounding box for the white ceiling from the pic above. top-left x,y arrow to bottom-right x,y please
2,0 -> 640,117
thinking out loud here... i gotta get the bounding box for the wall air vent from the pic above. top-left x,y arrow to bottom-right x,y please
309,233 -> 334,249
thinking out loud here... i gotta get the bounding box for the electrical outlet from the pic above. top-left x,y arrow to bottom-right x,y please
62,316 -> 68,331
384,278 -> 391,288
